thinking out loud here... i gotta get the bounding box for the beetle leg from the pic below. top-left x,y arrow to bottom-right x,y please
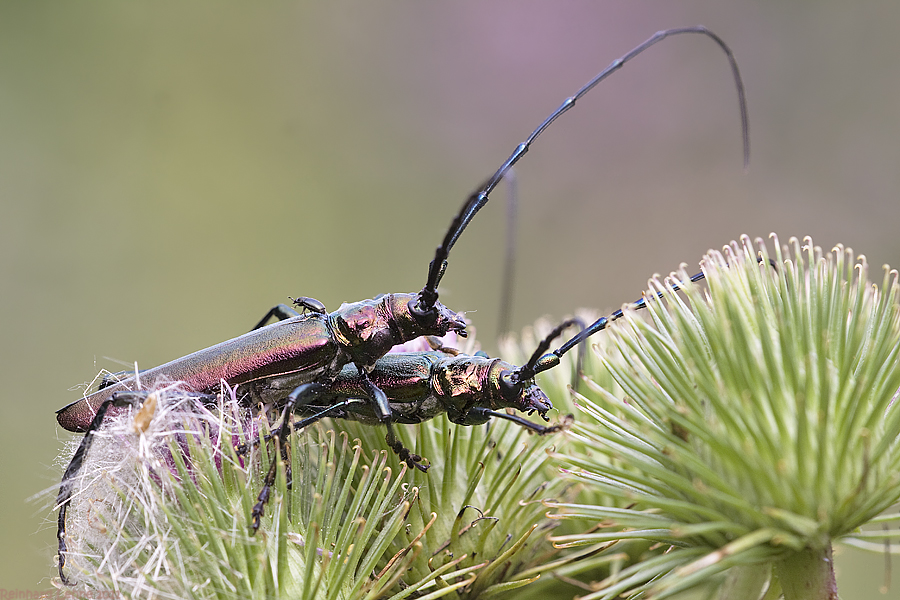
232,380 -> 334,457
462,407 -> 573,435
358,369 -> 429,473
251,303 -> 301,330
384,422 -> 429,473
423,335 -> 461,356
56,390 -> 159,586
250,386 -> 359,532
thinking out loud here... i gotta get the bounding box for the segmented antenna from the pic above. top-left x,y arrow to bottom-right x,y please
413,26 -> 750,317
511,317 -> 585,385
547,257 -> 776,362
497,168 -> 518,337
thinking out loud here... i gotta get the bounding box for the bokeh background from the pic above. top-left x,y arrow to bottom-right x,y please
2,1 -> 898,595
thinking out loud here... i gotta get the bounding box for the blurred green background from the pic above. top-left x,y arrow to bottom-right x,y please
2,1 -> 898,595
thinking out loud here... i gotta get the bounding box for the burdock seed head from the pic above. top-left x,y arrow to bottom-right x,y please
548,234 -> 900,600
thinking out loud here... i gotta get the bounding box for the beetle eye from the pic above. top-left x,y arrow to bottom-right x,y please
407,298 -> 437,326
499,371 -> 519,401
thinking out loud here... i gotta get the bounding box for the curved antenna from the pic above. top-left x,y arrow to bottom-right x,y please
497,167 -> 518,337
512,317 -> 585,384
546,256 -> 776,363
538,270 -> 707,372
412,25 -> 749,316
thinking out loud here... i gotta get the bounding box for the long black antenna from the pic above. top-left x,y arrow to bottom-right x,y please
497,168 -> 518,337
537,270 -> 707,372
411,26 -> 749,318
538,254 -> 778,370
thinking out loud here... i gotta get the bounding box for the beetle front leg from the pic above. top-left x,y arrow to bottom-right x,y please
385,422 -> 429,472
358,370 -> 429,473
459,407 -> 573,435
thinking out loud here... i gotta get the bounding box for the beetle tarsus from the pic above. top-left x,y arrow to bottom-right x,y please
386,434 -> 430,472
251,483 -> 270,532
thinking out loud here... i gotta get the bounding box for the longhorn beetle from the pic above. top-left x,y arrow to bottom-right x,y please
55,26 -> 748,584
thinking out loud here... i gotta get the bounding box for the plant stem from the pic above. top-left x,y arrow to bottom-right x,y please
775,544 -> 838,600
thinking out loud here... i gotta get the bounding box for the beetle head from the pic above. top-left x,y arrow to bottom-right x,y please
498,370 -> 552,421
398,293 -> 468,339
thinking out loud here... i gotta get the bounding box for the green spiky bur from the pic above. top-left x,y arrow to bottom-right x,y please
547,235 -> 900,600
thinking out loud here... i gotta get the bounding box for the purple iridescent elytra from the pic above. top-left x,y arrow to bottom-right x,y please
56,293 -> 466,433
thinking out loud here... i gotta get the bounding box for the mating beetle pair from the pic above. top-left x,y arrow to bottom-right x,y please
54,25 -> 749,585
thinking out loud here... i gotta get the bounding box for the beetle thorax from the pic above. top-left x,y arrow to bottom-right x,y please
329,297 -> 399,368
432,356 -> 499,413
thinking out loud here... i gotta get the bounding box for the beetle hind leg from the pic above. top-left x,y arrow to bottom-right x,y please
251,303 -> 301,330
249,383 -> 361,532
57,390 -> 163,586
357,369 -> 430,472
384,423 -> 429,473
